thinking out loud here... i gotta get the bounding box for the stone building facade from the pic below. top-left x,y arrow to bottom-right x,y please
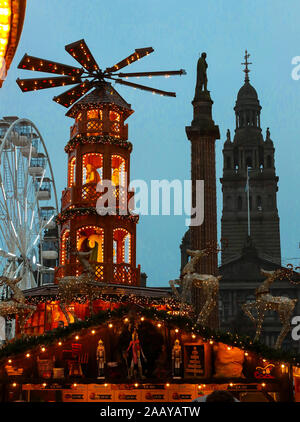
180,54 -> 300,351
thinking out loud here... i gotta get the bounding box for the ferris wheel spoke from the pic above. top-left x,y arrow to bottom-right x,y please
23,138 -> 33,223
26,213 -> 54,257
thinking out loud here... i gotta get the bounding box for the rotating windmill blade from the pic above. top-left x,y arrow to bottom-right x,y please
16,39 -> 186,107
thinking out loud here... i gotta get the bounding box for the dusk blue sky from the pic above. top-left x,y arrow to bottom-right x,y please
1,0 -> 299,286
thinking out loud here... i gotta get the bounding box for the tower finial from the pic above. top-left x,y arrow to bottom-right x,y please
241,49 -> 252,83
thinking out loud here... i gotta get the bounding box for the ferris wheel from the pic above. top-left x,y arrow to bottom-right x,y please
0,116 -> 58,290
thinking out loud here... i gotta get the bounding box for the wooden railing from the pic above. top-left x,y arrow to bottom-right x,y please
69,119 -> 128,140
61,183 -> 134,211
55,261 -> 140,286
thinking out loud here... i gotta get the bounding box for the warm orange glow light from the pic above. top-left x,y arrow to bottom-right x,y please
0,1 -> 11,63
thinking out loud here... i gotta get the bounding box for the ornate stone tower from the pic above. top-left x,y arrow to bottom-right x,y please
185,53 -> 220,327
56,83 -> 140,286
220,51 -> 281,265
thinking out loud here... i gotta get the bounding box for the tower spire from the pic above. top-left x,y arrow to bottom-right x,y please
241,49 -> 252,83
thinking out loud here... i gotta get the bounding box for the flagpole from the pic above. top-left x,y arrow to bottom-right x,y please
246,166 -> 251,236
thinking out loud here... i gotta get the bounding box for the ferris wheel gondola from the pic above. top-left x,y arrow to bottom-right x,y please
0,117 -> 58,290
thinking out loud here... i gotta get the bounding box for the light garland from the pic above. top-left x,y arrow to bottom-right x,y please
60,229 -> 70,266
0,306 -> 298,392
65,134 -> 132,154
56,206 -> 139,225
68,156 -> 76,187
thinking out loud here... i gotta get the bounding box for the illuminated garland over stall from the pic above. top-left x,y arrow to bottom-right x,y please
65,134 -> 133,154
56,207 -> 139,225
1,306 -> 300,366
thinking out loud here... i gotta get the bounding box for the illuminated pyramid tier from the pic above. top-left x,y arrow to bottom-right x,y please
56,83 -> 140,286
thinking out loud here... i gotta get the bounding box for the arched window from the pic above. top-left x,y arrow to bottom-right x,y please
76,226 -> 104,263
82,153 -> 103,185
111,155 -> 126,187
113,228 -> 131,264
267,155 -> 272,168
237,196 -> 243,211
68,156 -> 76,188
61,229 -> 70,265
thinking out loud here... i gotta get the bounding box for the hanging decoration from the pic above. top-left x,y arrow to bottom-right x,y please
254,363 -> 275,379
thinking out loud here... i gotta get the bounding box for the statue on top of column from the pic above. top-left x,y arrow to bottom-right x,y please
194,52 -> 208,99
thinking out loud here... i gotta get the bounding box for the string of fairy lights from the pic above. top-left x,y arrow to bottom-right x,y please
0,306 -> 294,391
65,134 -> 132,154
56,207 -> 139,225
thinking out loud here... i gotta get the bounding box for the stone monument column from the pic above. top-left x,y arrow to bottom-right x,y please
185,53 -> 220,328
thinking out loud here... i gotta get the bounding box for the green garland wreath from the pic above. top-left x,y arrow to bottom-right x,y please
56,207 -> 139,224
65,135 -> 132,154
1,306 -> 300,366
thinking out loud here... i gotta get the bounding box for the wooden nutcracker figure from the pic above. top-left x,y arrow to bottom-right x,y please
172,339 -> 183,379
96,339 -> 106,379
